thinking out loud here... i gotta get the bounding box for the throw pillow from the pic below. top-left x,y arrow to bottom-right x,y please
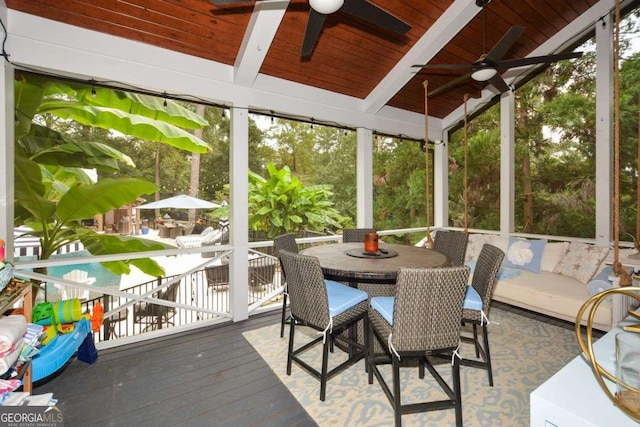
553,242 -> 609,284
540,241 -> 570,272
466,234 -> 492,262
503,237 -> 547,273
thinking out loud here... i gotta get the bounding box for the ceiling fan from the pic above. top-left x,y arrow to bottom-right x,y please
211,0 -> 411,58
414,0 -> 583,98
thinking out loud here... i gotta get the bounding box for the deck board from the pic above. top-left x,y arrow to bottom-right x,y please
33,310 -> 317,427
29,301 -> 592,427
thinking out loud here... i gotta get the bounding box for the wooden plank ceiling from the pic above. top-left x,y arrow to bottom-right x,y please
6,0 -> 599,119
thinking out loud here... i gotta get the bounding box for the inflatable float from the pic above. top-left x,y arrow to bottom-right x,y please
31,318 -> 90,382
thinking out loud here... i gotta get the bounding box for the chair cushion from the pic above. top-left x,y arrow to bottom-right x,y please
325,280 -> 368,317
371,296 -> 394,325
463,286 -> 483,311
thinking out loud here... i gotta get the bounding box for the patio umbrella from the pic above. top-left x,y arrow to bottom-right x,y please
137,194 -> 221,210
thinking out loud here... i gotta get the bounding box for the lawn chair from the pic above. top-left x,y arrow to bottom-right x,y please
54,269 -> 96,301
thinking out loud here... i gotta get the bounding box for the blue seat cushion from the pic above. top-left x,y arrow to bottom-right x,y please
371,296 -> 395,325
463,286 -> 483,311
325,280 -> 368,317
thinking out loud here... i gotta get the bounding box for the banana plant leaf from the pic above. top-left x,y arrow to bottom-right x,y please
57,178 -> 158,223
38,100 -> 210,153
22,124 -> 133,171
77,86 -> 209,129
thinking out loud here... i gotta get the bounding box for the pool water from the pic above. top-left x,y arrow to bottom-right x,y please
15,250 -> 122,291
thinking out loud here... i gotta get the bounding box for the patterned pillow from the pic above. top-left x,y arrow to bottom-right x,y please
503,237 -> 547,273
466,234 -> 492,262
553,242 -> 609,284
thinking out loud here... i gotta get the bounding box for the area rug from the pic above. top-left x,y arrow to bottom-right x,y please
243,308 -> 584,426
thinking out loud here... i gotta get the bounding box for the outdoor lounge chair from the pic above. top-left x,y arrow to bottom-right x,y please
175,226 -> 221,248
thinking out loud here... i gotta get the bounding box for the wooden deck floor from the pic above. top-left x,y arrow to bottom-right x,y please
31,302 -> 596,427
34,310 -> 317,427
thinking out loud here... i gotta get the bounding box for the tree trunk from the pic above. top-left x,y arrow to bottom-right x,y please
523,153 -> 533,233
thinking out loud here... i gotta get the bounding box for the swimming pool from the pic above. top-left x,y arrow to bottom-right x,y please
16,250 -> 122,291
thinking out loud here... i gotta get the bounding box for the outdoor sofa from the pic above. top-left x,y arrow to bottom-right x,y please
460,234 -> 640,331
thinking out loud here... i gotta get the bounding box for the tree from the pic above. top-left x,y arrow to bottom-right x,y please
209,164 -> 346,238
14,72 -> 210,277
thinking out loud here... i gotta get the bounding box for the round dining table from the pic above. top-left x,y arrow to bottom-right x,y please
300,242 -> 450,285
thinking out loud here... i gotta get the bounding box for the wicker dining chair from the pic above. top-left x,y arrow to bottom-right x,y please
367,266 -> 470,427
433,230 -> 469,267
273,233 -> 299,337
460,243 -> 505,386
342,228 -> 376,243
278,250 -> 369,401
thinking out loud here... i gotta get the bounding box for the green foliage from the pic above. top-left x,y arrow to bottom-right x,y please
210,164 -> 345,238
13,72 -> 210,276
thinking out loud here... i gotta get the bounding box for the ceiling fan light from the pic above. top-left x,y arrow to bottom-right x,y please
309,0 -> 344,15
471,67 -> 497,82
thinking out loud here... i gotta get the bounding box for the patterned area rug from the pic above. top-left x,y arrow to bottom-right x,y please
243,308 -> 583,427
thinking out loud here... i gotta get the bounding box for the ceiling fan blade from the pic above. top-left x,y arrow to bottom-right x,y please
427,73 -> 472,99
485,26 -> 525,62
341,0 -> 411,34
302,9 -> 327,57
211,0 -> 256,5
487,74 -> 510,93
497,51 -> 583,70
413,63 -> 472,70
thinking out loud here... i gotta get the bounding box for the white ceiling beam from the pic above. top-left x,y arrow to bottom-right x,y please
363,0 -> 479,115
233,0 -> 289,87
7,10 -> 428,138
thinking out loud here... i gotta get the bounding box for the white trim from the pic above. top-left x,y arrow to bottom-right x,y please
500,91 -> 515,235
6,10 -> 432,139
230,105 -> 250,322
357,127 -> 374,228
595,13 -> 614,246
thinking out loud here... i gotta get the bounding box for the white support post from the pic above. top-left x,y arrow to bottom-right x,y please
357,127 -> 373,228
229,106 -> 249,322
595,14 -> 613,247
500,91 -> 515,236
433,134 -> 448,228
0,34 -> 14,260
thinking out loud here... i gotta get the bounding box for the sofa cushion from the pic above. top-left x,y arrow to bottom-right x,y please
488,235 -> 509,252
553,242 -> 608,284
492,271 -> 612,330
503,237 -> 547,273
541,241 -> 569,272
